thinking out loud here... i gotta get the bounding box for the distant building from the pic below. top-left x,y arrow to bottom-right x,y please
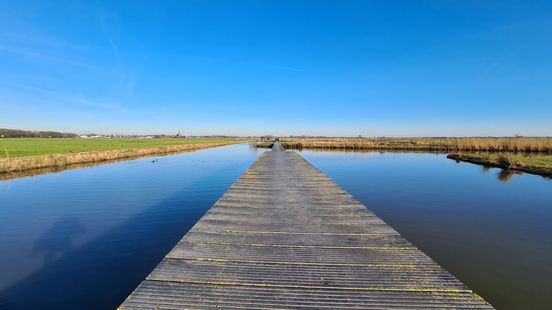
79,135 -> 104,138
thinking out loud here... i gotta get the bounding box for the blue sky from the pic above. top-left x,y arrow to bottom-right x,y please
1,0 -> 551,136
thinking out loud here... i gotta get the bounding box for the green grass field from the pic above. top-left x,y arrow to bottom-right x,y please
0,138 -> 241,158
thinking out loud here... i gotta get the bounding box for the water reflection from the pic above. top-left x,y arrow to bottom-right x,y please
0,148 -> 224,182
298,150 -> 552,310
31,216 -> 86,264
0,157 -> 145,182
1,189 -> 205,309
2,146 -> 550,309
497,169 -> 523,183
0,143 -> 264,309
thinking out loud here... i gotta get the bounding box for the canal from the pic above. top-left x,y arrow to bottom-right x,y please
0,144 -> 550,309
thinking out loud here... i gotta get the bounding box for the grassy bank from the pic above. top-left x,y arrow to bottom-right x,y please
275,137 -> 552,153
0,138 -> 242,174
447,153 -> 552,178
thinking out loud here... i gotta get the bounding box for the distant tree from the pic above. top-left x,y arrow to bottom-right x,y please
0,128 -> 78,138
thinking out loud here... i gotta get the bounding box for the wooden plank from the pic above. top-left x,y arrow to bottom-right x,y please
119,142 -> 493,309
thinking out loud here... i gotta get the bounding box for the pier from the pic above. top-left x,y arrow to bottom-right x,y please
120,142 -> 493,309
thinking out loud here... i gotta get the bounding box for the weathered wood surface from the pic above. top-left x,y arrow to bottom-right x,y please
120,142 -> 493,309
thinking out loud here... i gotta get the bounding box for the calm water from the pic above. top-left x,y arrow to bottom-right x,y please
297,150 -> 552,310
0,144 -> 265,309
1,145 -> 551,309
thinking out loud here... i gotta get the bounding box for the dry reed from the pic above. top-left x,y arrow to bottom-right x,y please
279,137 -> 552,153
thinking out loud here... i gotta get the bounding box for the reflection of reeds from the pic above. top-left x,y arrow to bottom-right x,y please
0,154 -> 159,181
254,142 -> 274,148
279,137 -> 552,153
0,142 -> 236,174
1,162 -> 94,181
497,169 -> 523,183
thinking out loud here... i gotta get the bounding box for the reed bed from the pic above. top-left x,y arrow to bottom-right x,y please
0,142 -> 236,174
279,137 -> 552,153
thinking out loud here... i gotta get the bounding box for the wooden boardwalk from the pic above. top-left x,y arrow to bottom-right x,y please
120,142 -> 493,309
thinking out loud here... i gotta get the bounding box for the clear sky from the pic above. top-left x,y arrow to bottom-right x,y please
1,1 -> 551,136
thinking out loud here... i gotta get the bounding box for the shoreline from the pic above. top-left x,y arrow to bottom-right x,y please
447,153 -> 552,178
256,142 -> 552,178
0,142 -> 240,175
